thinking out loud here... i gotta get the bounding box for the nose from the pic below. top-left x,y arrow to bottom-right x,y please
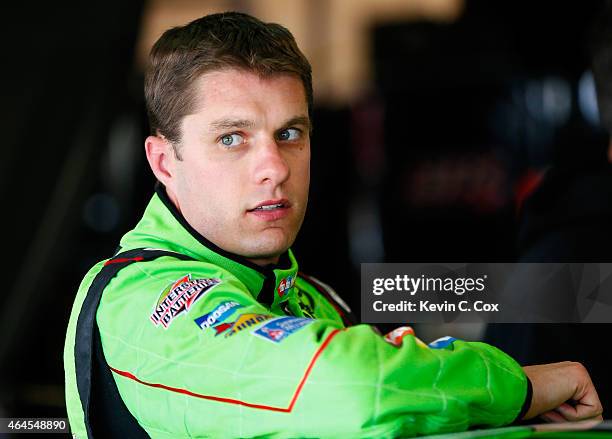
252,137 -> 290,186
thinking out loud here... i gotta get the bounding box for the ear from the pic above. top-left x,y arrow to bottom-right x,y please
145,135 -> 176,187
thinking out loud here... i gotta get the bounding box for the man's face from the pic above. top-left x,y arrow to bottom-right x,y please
165,69 -> 310,265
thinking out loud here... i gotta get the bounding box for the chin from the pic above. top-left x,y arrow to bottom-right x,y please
242,235 -> 292,261
245,244 -> 288,260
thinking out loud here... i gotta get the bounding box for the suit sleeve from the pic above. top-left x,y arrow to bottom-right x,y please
97,260 -> 529,438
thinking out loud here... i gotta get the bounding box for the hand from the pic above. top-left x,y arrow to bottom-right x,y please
523,362 -> 603,422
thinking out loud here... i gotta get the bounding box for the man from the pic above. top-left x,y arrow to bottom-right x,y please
64,12 -> 602,438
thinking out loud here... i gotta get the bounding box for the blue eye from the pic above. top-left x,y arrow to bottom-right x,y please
278,128 -> 301,141
220,133 -> 244,147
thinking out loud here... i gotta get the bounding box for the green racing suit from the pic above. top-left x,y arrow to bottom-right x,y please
64,185 -> 531,438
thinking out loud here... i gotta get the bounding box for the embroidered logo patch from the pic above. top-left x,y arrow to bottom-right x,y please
213,313 -> 273,338
252,316 -> 313,343
150,275 -> 220,329
429,336 -> 457,350
277,275 -> 295,297
194,301 -> 243,331
383,326 -> 415,347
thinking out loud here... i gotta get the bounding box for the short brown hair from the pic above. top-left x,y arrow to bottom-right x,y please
144,12 -> 313,157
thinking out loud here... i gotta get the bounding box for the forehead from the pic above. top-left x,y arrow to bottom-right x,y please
189,69 -> 308,117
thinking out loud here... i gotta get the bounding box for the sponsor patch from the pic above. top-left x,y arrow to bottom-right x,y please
429,336 -> 457,350
213,322 -> 233,335
383,326 -> 415,347
194,301 -> 243,331
214,313 -> 274,338
150,275 -> 220,329
277,275 -> 296,297
252,316 -> 313,343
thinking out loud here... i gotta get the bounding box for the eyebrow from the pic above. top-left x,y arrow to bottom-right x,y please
209,118 -> 255,132
281,116 -> 311,131
208,115 -> 311,132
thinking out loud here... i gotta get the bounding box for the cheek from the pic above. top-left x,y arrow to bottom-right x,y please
175,163 -> 214,205
291,153 -> 310,190
187,165 -> 246,211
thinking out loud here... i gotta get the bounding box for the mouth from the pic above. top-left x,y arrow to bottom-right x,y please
247,199 -> 291,212
247,199 -> 291,221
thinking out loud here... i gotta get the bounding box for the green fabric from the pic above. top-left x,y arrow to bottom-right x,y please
425,425 -> 534,439
65,192 -> 529,438
427,425 -> 612,439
